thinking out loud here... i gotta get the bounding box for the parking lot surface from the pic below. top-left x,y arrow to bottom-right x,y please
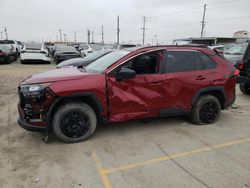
0,61 -> 250,188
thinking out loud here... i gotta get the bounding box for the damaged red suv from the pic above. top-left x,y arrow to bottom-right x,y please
18,46 -> 237,143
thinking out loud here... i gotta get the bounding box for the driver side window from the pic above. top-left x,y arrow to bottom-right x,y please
120,52 -> 159,74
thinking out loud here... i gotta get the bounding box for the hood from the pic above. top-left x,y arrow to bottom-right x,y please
22,67 -> 89,84
57,59 -> 92,68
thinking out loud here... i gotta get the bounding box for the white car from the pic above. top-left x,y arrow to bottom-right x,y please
20,43 -> 51,64
0,40 -> 20,60
79,43 -> 104,57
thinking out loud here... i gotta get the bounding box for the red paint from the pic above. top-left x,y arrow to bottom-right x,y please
18,46 -> 237,128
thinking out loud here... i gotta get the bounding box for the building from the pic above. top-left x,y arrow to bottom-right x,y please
234,30 -> 249,38
173,37 -> 237,46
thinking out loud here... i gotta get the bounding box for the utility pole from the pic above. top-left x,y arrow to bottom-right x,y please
74,31 -> 77,43
63,34 -> 67,43
4,27 -> 8,40
87,29 -> 91,44
91,31 -> 94,43
200,4 -> 207,38
101,25 -> 104,45
117,15 -> 120,44
141,16 -> 146,45
59,29 -> 62,43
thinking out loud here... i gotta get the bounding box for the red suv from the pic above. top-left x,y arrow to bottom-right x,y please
18,46 -> 237,143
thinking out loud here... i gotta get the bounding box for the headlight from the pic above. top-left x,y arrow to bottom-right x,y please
20,83 -> 52,98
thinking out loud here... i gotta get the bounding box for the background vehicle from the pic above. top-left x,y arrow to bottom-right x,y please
0,40 -> 19,60
237,42 -> 250,95
57,50 -> 113,68
0,46 -> 13,64
18,46 -> 237,143
224,43 -> 248,66
54,45 -> 81,64
20,43 -> 50,64
78,43 -> 93,57
113,44 -> 137,50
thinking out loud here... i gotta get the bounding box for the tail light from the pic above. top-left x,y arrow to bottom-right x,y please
10,44 -> 14,51
0,51 -> 5,56
234,69 -> 240,76
238,62 -> 245,70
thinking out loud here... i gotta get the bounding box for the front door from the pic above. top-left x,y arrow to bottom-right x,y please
106,51 -> 168,122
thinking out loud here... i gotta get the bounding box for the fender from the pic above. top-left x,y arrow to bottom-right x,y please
46,92 -> 103,124
192,86 -> 226,107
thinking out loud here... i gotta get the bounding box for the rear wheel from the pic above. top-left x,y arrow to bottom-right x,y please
190,95 -> 221,125
52,103 -> 97,143
239,84 -> 250,95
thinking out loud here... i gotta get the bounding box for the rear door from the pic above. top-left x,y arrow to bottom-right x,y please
159,50 -> 213,111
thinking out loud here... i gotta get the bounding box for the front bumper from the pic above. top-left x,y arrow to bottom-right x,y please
17,118 -> 46,132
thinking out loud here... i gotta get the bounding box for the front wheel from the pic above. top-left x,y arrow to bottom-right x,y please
52,103 -> 97,143
190,95 -> 221,125
239,84 -> 250,95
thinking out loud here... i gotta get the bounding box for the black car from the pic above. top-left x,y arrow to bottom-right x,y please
57,50 -> 113,68
237,42 -> 250,95
54,45 -> 81,64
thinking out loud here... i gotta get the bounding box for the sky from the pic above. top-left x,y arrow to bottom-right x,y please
0,0 -> 249,44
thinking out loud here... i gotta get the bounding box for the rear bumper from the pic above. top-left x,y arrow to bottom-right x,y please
237,76 -> 250,84
17,118 -> 46,132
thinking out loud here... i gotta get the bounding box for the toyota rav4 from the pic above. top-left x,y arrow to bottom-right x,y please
18,46 -> 237,143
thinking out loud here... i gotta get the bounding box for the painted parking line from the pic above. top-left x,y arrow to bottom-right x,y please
92,137 -> 250,188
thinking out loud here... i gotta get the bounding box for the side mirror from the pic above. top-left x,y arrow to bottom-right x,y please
116,67 -> 136,82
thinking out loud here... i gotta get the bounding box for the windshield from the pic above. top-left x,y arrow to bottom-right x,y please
26,43 -> 42,50
58,46 -> 78,53
89,44 -> 103,50
224,43 -> 248,55
83,51 -> 107,61
0,40 -> 14,44
85,50 -> 129,73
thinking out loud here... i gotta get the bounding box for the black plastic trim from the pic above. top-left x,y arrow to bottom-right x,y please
192,86 -> 226,107
17,118 -> 46,132
160,108 -> 190,117
46,92 -> 103,124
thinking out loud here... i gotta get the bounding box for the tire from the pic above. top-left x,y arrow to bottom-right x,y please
190,95 -> 221,125
52,103 -> 97,143
239,84 -> 250,95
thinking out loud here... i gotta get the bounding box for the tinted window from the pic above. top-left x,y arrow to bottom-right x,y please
120,52 -> 158,74
163,51 -> 195,73
25,43 -> 42,50
195,52 -> 217,70
0,40 -> 14,44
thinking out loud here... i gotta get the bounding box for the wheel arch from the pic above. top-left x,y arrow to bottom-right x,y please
192,86 -> 227,109
47,92 -> 103,126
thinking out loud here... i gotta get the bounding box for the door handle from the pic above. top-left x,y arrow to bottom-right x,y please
195,75 -> 206,80
150,82 -> 162,86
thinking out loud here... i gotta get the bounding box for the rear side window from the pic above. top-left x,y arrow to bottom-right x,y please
163,51 -> 195,73
195,52 -> 217,70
